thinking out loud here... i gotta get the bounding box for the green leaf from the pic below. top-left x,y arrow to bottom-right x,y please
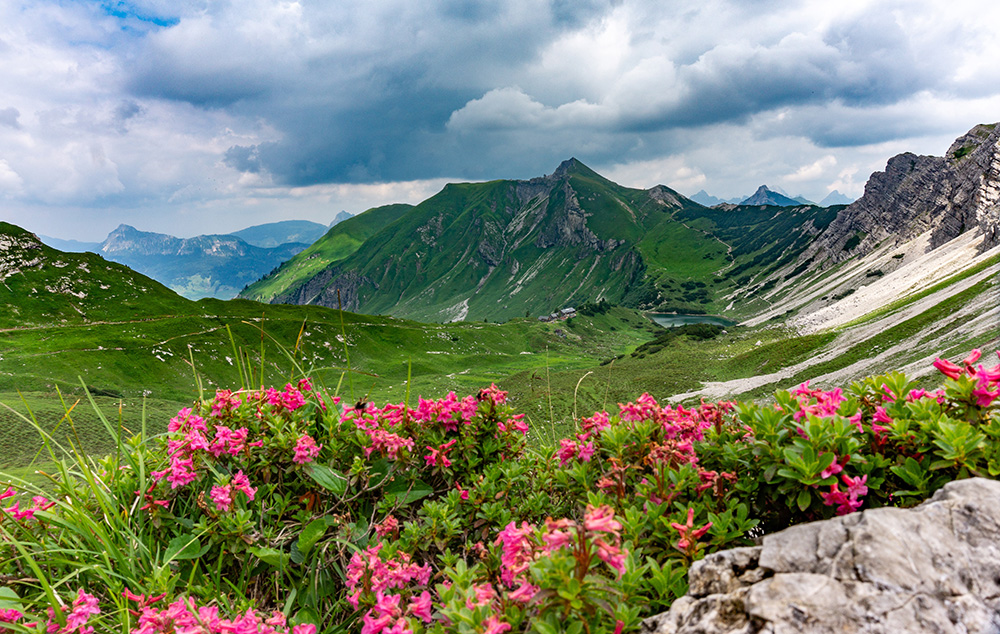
164,534 -> 205,562
304,463 -> 347,495
250,547 -> 290,569
292,608 -> 320,630
0,587 -> 22,611
297,518 -> 328,556
796,489 -> 811,512
384,478 -> 433,505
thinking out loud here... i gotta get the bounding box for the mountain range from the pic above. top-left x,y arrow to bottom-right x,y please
39,218 -> 338,300
2,122 -> 998,408
690,187 -> 854,208
240,160 -> 839,322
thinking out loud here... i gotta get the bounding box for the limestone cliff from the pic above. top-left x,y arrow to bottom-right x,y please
812,123 -> 1000,262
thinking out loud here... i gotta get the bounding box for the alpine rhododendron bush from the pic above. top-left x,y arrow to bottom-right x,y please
1,350 -> 999,633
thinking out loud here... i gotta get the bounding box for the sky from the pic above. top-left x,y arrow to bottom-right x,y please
2,0 -> 1000,241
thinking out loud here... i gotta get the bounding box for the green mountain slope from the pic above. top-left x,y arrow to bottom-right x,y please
0,222 -> 194,328
241,158 -> 838,322
241,203 -> 413,303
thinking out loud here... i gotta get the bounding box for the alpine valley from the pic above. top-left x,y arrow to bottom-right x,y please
1,123 -> 999,466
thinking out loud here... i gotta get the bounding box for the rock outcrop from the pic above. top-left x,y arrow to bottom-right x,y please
643,478 -> 1000,634
812,123 -> 1000,262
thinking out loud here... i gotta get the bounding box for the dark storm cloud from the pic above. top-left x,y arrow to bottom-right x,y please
118,0 -> 632,184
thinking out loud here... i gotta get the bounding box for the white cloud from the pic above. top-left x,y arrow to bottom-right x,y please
784,155 -> 837,182
0,159 -> 24,195
3,0 -> 1000,239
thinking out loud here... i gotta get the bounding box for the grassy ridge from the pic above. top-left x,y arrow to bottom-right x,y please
241,203 -> 413,302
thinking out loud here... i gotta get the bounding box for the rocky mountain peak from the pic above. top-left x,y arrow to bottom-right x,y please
551,157 -> 584,178
739,186 -> 801,207
811,122 -> 1000,261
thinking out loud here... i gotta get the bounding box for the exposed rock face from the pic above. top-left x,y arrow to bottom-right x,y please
814,123 -> 1000,262
0,225 -> 44,282
644,478 -> 1000,634
275,266 -> 373,311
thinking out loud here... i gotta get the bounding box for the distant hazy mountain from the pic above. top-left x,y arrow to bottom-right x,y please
330,211 -> 354,227
229,220 -> 327,249
98,225 -> 307,300
739,185 -> 803,207
688,190 -> 743,206
38,236 -> 102,253
819,190 -> 855,206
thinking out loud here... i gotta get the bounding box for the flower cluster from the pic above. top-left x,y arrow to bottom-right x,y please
1,589 -> 100,633
1,486 -> 55,522
934,349 -> 1000,406
344,543 -> 433,634
209,470 -> 257,512
124,592 -> 316,634
822,473 -> 869,515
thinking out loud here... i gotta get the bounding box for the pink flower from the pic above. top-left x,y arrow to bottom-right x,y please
231,470 -> 257,501
293,435 -> 321,464
375,515 -> 399,538
47,589 -> 100,633
482,615 -> 512,634
581,411 -> 611,434
0,486 -> 14,501
873,406 -> 893,425
933,356 -> 964,379
963,349 -> 983,367
594,537 -> 627,575
293,625 -> 318,634
210,389 -> 243,418
671,507 -> 712,553
478,383 -> 508,405
211,484 -> 233,512
495,521 -> 536,587
3,501 -> 34,521
136,483 -> 169,513
972,366 -> 1000,406
32,496 -> 55,512
508,579 -> 539,604
583,504 -> 621,536
822,473 -> 868,515
406,591 -> 433,623
423,439 -> 458,469
282,384 -> 306,411
820,455 -> 843,480
467,583 -> 496,609
0,608 -> 24,623
500,413 -> 528,435
542,517 -> 575,552
557,438 -> 578,466
366,429 -> 414,459
165,456 -> 198,489
455,482 -> 469,501
168,408 -> 206,434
